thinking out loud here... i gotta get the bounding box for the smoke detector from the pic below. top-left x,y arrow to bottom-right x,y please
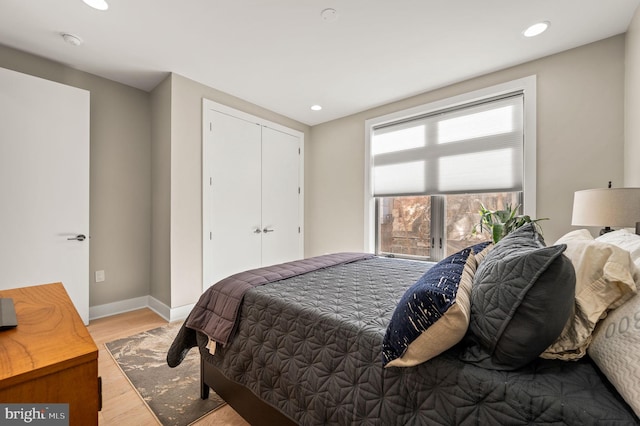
82,0 -> 109,11
62,33 -> 84,46
321,8 -> 338,22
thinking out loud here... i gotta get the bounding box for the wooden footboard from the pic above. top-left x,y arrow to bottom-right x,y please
200,357 -> 297,426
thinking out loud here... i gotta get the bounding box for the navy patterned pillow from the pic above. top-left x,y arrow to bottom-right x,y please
382,241 -> 491,367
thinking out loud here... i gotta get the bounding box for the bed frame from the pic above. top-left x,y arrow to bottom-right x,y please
200,358 -> 297,426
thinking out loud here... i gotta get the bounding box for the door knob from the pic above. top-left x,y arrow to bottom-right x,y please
253,228 -> 262,234
263,228 -> 274,233
67,234 -> 87,241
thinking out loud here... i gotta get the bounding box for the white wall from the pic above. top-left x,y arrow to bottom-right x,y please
306,35 -> 626,256
626,5 -> 640,186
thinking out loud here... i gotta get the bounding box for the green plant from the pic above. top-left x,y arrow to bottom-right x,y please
475,203 -> 547,244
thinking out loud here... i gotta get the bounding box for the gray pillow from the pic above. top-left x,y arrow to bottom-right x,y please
462,223 -> 576,370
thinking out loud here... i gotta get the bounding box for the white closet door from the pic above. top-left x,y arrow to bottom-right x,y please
207,110 -> 262,286
203,99 -> 305,292
261,126 -> 302,266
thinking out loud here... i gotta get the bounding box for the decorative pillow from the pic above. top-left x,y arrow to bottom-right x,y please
382,241 -> 491,368
588,230 -> 640,418
462,223 -> 575,370
541,229 -> 637,360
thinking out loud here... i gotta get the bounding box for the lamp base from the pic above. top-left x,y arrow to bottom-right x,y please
599,226 -> 613,236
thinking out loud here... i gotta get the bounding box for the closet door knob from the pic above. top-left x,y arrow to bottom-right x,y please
263,228 -> 275,233
253,228 -> 262,234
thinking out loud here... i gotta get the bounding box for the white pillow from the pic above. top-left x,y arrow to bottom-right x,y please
588,293 -> 640,417
541,229 -> 637,360
589,229 -> 640,417
597,229 -> 640,269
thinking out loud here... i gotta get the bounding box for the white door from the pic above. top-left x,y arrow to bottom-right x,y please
261,126 -> 301,266
206,109 -> 262,286
0,67 -> 90,323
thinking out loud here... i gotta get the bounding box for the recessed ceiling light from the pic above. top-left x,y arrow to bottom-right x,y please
62,33 -> 83,46
311,105 -> 322,111
523,21 -> 550,38
82,0 -> 109,11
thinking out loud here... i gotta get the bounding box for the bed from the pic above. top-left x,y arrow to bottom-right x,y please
168,225 -> 640,425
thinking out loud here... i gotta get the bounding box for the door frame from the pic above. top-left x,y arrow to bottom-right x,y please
202,99 -> 304,292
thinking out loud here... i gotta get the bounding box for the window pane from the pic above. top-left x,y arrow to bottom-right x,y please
444,192 -> 521,256
377,196 -> 431,259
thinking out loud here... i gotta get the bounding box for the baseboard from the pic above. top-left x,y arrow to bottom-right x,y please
146,296 -> 195,322
89,296 -> 194,323
165,302 -> 195,322
146,295 -> 171,321
89,296 -> 150,320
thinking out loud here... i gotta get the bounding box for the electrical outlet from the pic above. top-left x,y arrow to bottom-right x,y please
95,270 -> 105,283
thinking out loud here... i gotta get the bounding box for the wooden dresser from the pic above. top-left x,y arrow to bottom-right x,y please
0,283 -> 99,425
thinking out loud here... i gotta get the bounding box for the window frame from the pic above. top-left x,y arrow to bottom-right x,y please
363,76 -> 537,255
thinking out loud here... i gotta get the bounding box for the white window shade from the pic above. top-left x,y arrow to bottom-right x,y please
371,94 -> 524,197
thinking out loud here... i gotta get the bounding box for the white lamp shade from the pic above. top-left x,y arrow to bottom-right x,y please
572,188 -> 640,227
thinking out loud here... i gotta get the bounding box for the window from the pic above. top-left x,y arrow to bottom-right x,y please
376,192 -> 521,260
365,77 -> 536,261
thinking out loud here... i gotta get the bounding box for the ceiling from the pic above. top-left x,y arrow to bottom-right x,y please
1,1 -> 638,126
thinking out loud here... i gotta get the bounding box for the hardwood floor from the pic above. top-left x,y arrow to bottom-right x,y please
87,308 -> 249,426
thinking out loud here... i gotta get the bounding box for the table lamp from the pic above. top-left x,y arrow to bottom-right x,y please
572,185 -> 640,235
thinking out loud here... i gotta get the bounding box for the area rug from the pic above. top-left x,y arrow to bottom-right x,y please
105,321 -> 225,425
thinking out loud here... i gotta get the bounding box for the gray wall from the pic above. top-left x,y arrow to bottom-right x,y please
0,43 -> 311,311
1,27 -> 633,310
0,44 -> 152,307
306,35 -> 626,256
149,76 -> 172,306
153,73 -> 310,309
626,6 -> 640,186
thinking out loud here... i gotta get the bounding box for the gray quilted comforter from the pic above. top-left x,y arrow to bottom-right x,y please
186,252 -> 374,345
197,257 -> 639,425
